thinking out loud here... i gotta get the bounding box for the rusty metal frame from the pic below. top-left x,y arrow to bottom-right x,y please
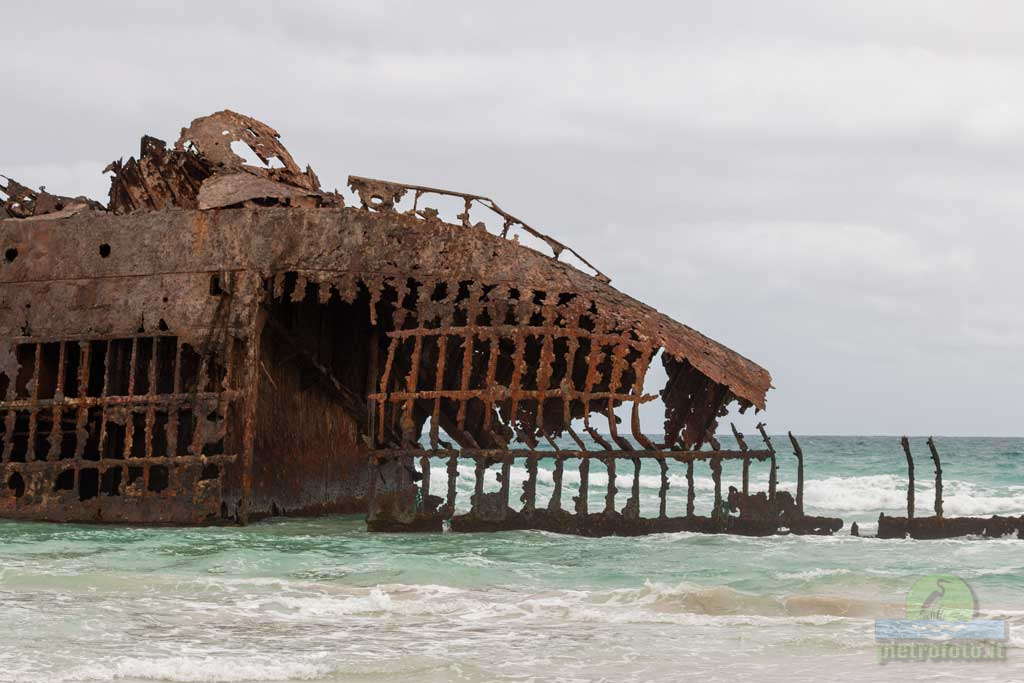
0,333 -> 242,522
365,432 -> 841,537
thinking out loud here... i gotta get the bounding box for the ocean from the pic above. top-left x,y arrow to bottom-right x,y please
1,436 -> 1022,682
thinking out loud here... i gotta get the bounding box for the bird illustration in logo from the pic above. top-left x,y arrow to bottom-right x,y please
920,577 -> 955,620
906,575 -> 976,622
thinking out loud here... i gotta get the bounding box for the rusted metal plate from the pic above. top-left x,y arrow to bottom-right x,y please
176,110 -> 321,192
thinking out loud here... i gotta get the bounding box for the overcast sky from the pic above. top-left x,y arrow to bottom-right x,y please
5,2 -> 1023,436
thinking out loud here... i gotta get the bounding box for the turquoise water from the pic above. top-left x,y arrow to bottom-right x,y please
1,436 -> 1022,681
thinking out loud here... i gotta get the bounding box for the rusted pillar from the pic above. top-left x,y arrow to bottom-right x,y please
927,436 -> 943,518
604,456 -> 617,514
428,336 -> 447,451
548,456 -> 564,510
420,455 -> 430,503
686,459 -> 695,517
576,457 -> 590,515
522,455 -> 538,514
731,423 -> 750,496
400,334 -> 422,448
787,431 -> 804,516
757,423 -> 776,503
498,455 -> 512,518
710,457 -> 723,521
900,436 -> 915,519
630,456 -> 641,514
473,455 -> 485,507
445,454 -> 458,514
657,457 -> 669,518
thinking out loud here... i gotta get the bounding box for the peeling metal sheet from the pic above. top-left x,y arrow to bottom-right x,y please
197,173 -> 328,210
175,110 -> 321,192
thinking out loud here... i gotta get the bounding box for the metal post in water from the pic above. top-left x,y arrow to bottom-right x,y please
630,457 -> 641,514
657,457 -> 669,518
473,455 -> 485,509
787,431 -> 804,516
732,422 -> 750,496
604,456 -> 617,514
710,457 -> 723,521
523,455 -> 538,515
900,436 -> 915,519
420,455 -> 431,503
548,456 -> 564,511
576,457 -> 590,516
757,423 -> 777,503
499,455 -> 512,518
686,459 -> 695,517
445,454 -> 458,515
926,436 -> 943,518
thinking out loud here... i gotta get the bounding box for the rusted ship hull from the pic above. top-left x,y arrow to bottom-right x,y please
1,111 -> 788,531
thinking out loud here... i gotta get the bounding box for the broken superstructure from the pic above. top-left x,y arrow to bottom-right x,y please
0,111 -> 836,535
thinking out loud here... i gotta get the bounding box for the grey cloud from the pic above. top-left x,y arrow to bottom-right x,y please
5,0 -> 1022,435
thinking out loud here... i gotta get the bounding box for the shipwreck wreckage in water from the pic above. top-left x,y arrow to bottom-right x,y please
7,109 -> 985,538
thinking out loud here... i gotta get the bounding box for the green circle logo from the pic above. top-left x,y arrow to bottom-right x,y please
906,574 -> 977,621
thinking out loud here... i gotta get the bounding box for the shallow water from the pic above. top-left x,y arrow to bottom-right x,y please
1,436 -> 1022,681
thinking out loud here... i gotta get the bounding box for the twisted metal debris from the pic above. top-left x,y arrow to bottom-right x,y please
877,438 -> 1023,539
0,110 -> 840,536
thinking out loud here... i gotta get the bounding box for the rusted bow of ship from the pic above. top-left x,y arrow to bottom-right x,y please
0,110 -> 844,537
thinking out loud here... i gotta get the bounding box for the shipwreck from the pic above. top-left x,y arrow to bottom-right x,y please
0,111 -> 840,536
